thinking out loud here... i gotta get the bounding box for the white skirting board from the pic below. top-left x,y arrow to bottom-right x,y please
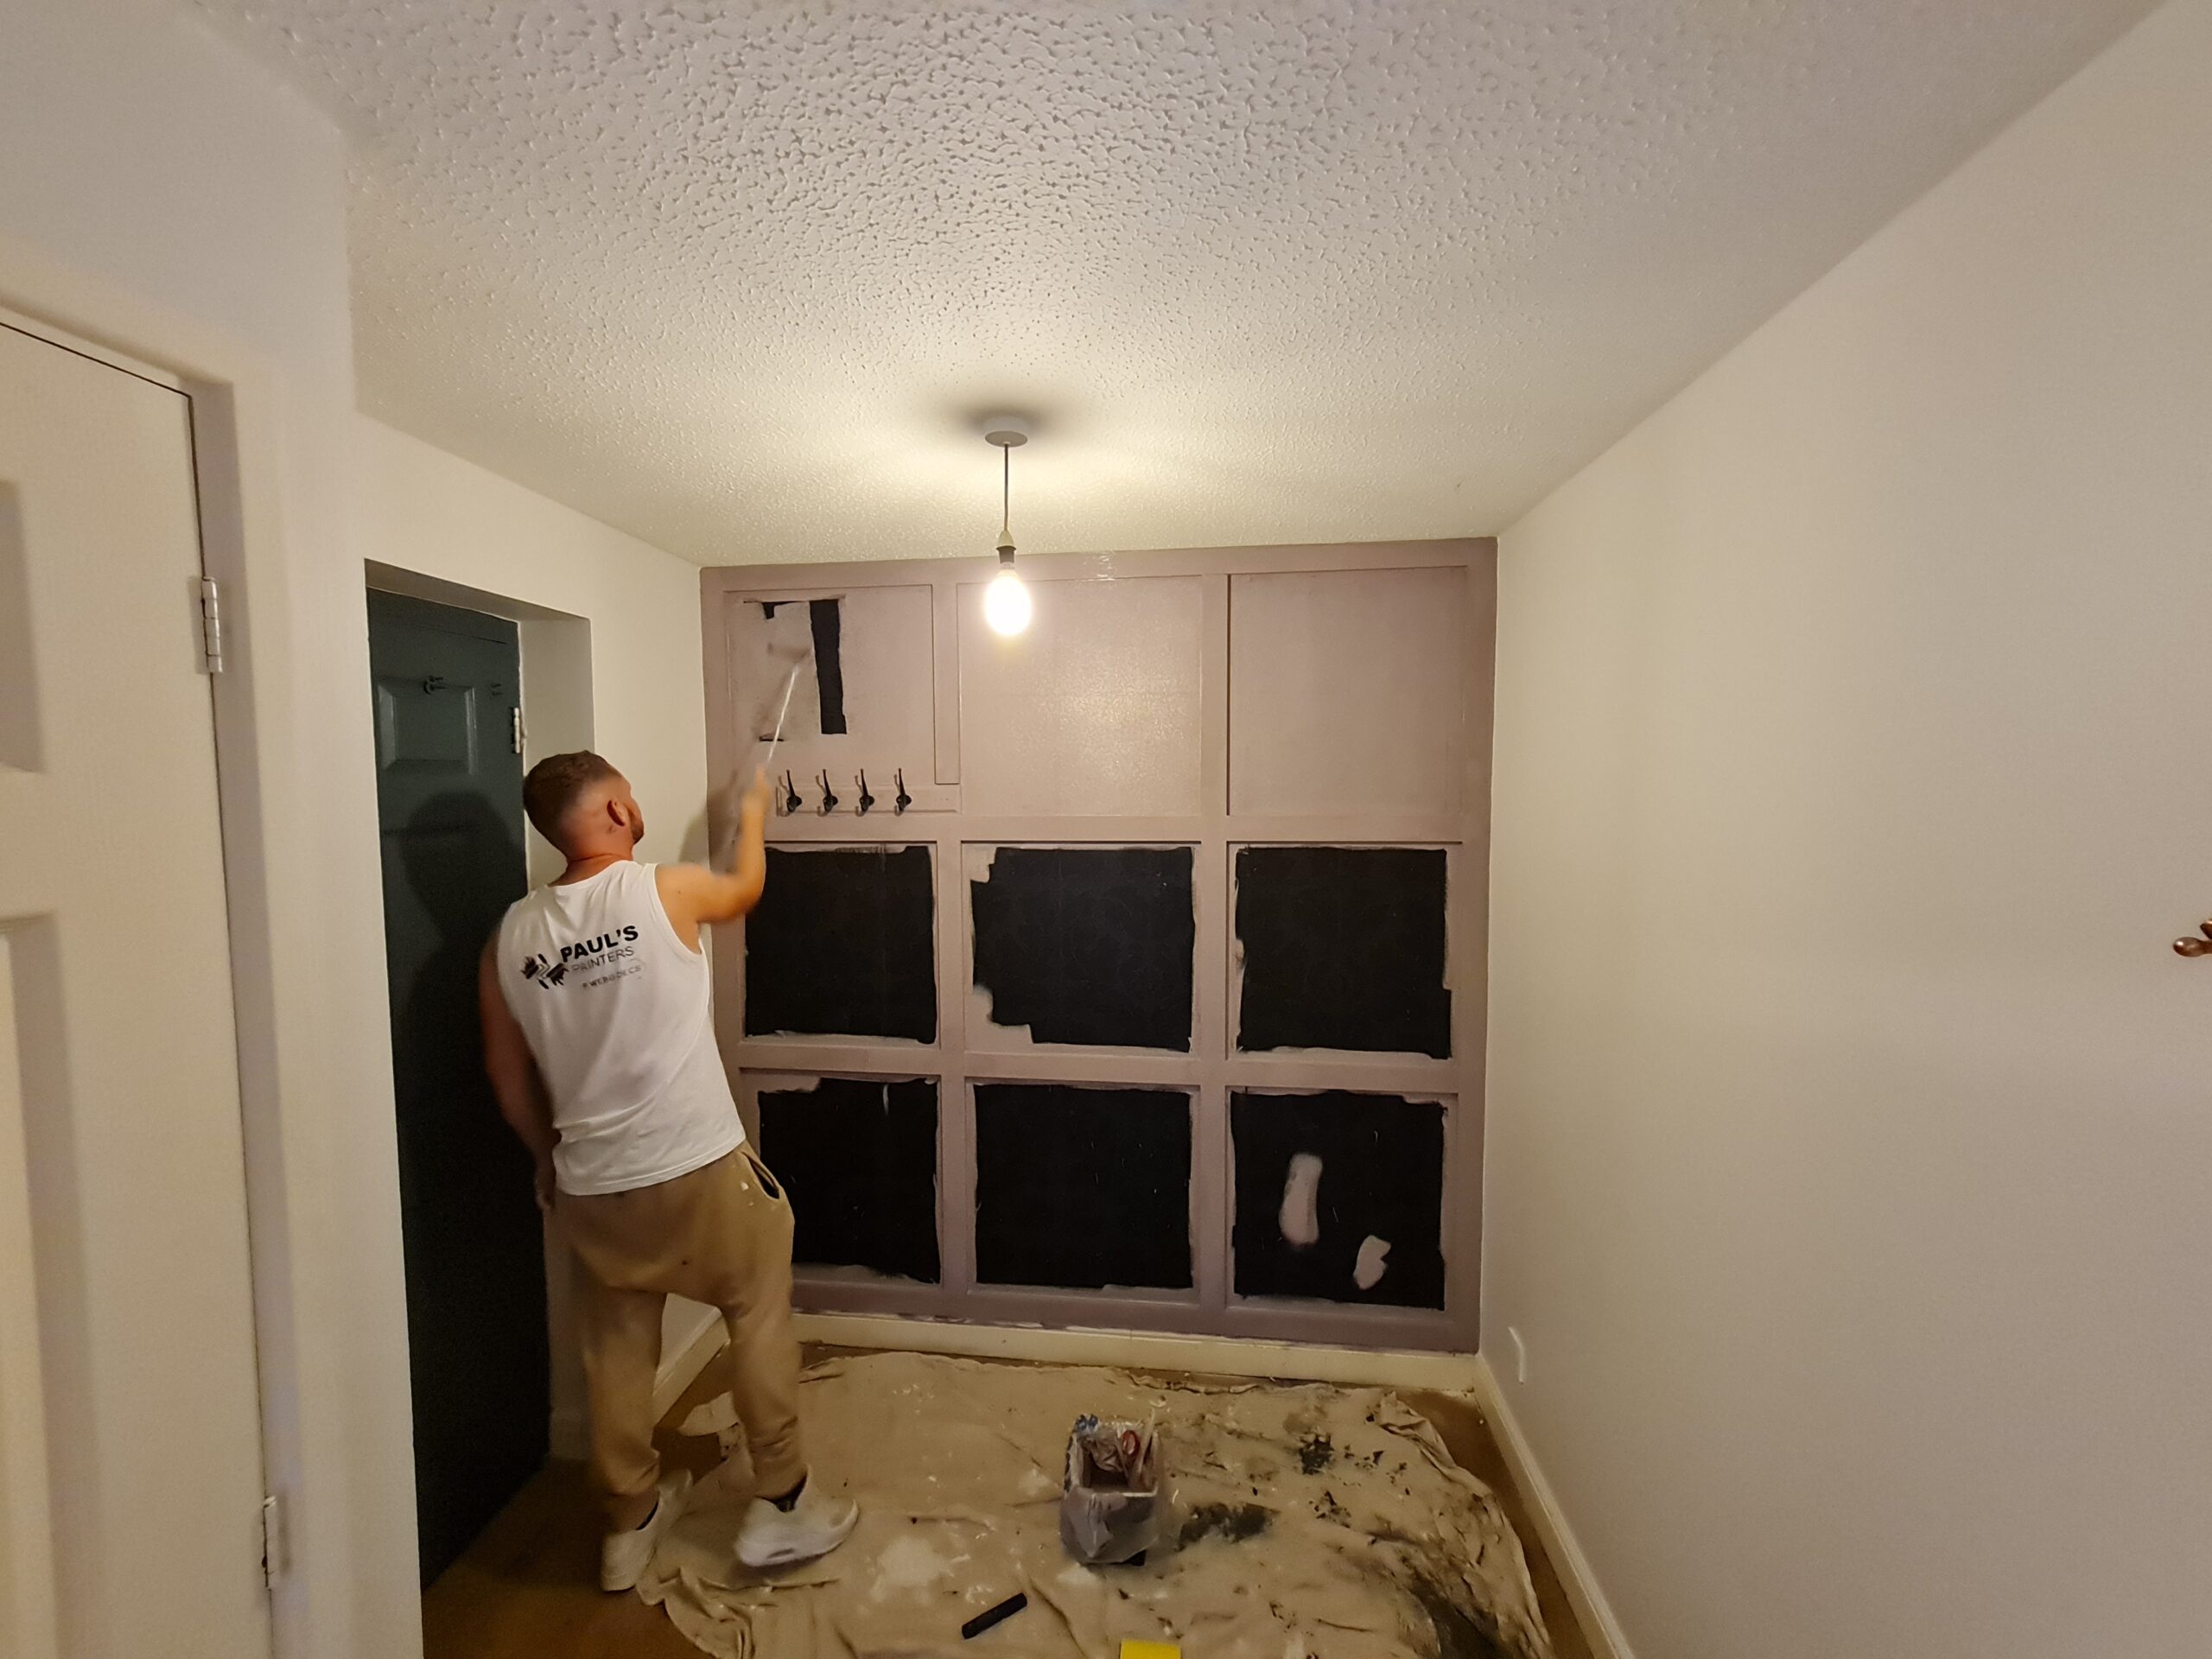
557,1309 -> 1487,1451
789,1311 -> 1485,1392
549,1301 -> 729,1462
1468,1356 -> 1636,1659
658,1304 -> 730,1415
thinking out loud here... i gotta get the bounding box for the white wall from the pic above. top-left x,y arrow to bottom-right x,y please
358,415 -> 718,1440
359,416 -> 709,865
0,3 -> 414,1655
1485,3 -> 2212,1656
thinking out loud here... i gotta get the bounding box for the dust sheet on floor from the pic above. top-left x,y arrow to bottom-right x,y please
638,1351 -> 1551,1659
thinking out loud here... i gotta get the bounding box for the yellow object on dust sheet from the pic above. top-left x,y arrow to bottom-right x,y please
1120,1644 -> 1182,1659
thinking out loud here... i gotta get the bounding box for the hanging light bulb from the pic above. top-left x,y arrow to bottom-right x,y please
983,420 -> 1032,637
984,554 -> 1032,636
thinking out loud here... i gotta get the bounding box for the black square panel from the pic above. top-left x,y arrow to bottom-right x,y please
974,1083 -> 1192,1291
745,845 -> 936,1041
1231,1090 -> 1445,1309
1234,846 -> 1450,1057
757,1077 -> 938,1283
970,846 -> 1195,1051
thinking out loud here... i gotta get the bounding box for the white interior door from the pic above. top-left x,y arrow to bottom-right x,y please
0,321 -> 270,1657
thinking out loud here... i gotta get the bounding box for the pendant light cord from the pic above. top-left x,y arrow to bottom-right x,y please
1001,442 -> 1013,553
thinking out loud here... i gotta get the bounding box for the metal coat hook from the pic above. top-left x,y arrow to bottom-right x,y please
780,770 -> 801,816
817,769 -> 840,815
2174,918 -> 2212,957
893,768 -> 912,815
856,770 -> 875,816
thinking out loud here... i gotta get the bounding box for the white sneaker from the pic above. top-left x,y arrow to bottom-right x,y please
600,1470 -> 692,1592
734,1475 -> 858,1569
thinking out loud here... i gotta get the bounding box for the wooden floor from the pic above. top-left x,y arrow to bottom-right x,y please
422,1351 -> 1595,1659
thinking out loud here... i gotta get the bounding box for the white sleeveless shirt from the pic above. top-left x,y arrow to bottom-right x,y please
494,860 -> 744,1195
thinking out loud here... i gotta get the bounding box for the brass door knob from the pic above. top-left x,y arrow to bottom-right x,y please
2174,920 -> 2212,957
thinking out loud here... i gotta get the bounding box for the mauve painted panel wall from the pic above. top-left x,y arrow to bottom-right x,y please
704,540 -> 1493,1352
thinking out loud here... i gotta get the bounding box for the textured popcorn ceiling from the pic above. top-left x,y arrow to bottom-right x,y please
194,0 -> 2151,565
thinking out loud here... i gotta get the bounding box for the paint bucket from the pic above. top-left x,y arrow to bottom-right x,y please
1059,1414 -> 1163,1566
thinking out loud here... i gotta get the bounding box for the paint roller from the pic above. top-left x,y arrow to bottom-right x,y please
759,652 -> 803,784
707,638 -> 808,870
748,633 -> 812,798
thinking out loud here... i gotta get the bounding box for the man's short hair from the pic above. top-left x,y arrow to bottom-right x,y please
523,751 -> 620,848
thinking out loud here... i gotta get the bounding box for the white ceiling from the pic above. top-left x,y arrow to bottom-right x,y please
194,0 -> 2151,566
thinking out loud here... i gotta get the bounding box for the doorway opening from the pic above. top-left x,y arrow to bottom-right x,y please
367,588 -> 544,1583
366,577 -> 602,1598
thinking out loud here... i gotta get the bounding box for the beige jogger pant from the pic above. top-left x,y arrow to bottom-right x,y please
555,1146 -> 806,1528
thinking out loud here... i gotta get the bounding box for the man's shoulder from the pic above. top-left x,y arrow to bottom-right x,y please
500,883 -> 551,915
651,861 -> 716,912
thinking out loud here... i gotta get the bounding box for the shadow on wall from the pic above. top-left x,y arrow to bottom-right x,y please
683,761 -> 760,871
393,790 -> 525,1103
680,800 -> 711,868
389,784 -> 540,1256
387,789 -> 549,1583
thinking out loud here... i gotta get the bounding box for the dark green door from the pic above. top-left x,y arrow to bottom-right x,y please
367,588 -> 548,1586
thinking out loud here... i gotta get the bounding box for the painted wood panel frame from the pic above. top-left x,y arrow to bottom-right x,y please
703,539 -> 1496,1353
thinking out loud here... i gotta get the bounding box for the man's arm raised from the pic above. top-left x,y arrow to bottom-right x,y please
656,766 -> 772,945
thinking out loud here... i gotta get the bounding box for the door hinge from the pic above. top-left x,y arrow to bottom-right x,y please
260,1493 -> 283,1589
198,576 -> 225,675
511,705 -> 524,755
